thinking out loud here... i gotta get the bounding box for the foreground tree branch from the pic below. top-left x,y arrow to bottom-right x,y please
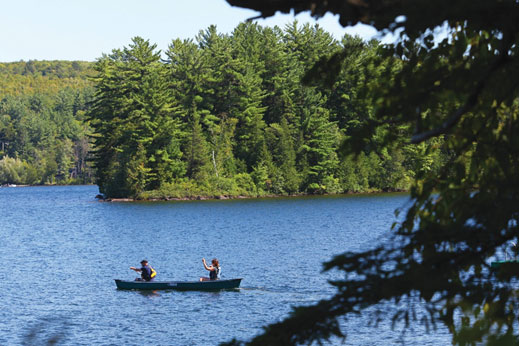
225,0 -> 519,344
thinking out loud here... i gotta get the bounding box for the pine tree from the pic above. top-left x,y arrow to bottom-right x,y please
88,37 -> 183,197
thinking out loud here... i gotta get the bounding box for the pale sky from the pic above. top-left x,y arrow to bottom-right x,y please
0,0 -> 378,62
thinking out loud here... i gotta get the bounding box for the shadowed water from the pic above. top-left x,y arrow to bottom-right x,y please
0,185 -> 450,345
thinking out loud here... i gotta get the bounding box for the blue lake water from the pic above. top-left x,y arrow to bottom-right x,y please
0,185 -> 451,345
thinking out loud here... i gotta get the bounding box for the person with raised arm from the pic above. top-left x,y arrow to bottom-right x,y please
200,258 -> 220,281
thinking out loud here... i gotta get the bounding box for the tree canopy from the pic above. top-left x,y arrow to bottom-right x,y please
87,25 -> 441,199
223,0 -> 519,345
0,61 -> 94,185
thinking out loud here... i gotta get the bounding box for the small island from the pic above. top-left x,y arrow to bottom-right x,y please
92,24 -> 445,200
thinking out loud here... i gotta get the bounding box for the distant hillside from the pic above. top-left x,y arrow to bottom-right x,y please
0,60 -> 95,185
0,60 -> 93,78
0,60 -> 94,97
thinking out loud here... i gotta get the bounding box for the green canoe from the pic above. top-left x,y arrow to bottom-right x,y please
490,260 -> 519,269
115,278 -> 242,291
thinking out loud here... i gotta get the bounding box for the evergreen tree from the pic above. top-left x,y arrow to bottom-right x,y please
266,115 -> 300,193
185,113 -> 212,181
88,37 -> 183,197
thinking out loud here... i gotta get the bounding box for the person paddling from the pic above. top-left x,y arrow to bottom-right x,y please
200,258 -> 221,281
130,260 -> 156,281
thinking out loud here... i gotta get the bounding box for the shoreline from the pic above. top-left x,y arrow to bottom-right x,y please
100,189 -> 409,203
0,183 -> 408,201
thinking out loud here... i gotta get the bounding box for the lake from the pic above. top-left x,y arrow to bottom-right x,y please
0,185 -> 451,345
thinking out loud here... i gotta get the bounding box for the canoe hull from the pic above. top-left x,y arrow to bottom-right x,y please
114,278 -> 242,291
491,260 -> 519,269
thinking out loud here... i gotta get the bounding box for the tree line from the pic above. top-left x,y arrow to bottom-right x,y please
88,22 -> 445,198
0,22 -> 445,195
0,60 -> 94,185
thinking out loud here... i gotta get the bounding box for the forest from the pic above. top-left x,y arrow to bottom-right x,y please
1,22 -> 444,197
0,60 -> 94,185
89,22 -> 447,198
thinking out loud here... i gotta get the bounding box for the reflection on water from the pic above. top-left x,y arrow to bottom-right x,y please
0,185 -> 451,345
137,290 -> 161,298
22,316 -> 71,345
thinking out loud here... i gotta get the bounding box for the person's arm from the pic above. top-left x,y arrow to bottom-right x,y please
130,267 -> 142,272
202,258 -> 214,271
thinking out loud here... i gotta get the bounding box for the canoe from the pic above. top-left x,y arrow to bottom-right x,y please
491,260 -> 519,269
114,278 -> 242,291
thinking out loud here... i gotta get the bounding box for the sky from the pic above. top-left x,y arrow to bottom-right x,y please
0,0 -> 379,62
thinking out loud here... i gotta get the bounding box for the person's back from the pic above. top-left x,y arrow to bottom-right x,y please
209,265 -> 221,280
141,264 -> 153,281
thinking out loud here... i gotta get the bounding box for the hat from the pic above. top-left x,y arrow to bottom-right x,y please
140,259 -> 148,264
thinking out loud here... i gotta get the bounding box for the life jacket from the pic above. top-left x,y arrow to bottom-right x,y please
210,266 -> 220,280
141,265 -> 156,281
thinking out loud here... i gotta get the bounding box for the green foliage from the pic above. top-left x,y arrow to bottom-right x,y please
224,1 -> 519,345
0,61 -> 95,185
0,60 -> 93,96
88,23 -> 444,199
0,156 -> 39,184
88,37 -> 185,197
139,173 -> 259,200
233,173 -> 257,194
0,24 -> 444,197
